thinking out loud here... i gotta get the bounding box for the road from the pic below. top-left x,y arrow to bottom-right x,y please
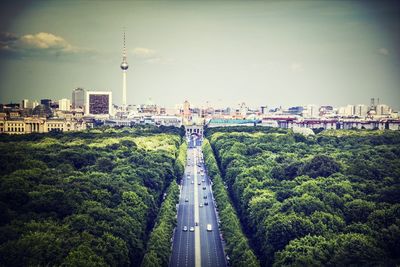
170,146 -> 226,267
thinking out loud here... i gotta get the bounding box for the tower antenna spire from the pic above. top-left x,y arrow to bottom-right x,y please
123,27 -> 127,61
120,27 -> 129,109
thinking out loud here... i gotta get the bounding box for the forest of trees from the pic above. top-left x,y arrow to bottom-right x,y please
206,126 -> 400,266
202,139 -> 259,267
0,126 -> 185,266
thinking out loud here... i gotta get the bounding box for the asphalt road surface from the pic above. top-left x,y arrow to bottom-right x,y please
170,146 -> 226,267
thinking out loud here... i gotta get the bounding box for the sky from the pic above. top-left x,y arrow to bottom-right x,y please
0,0 -> 399,109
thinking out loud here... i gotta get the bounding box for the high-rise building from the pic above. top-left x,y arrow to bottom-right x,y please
355,104 -> 368,117
85,91 -> 112,116
344,105 -> 355,116
120,29 -> 129,109
303,104 -> 319,118
21,99 -> 29,109
239,102 -> 248,117
183,100 -> 191,117
58,98 -> 71,111
376,104 -> 391,115
72,88 -> 85,109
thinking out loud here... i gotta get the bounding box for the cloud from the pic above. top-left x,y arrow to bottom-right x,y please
0,31 -> 91,59
131,47 -> 173,64
378,47 -> 389,56
132,47 -> 157,58
290,62 -> 303,72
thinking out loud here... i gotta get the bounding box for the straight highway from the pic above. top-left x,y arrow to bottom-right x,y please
170,145 -> 226,267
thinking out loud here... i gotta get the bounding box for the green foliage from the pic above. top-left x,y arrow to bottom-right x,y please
0,128 -> 184,266
141,180 -> 180,267
202,139 -> 260,267
174,141 -> 187,179
205,126 -> 400,266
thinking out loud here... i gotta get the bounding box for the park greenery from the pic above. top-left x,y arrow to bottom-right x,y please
0,126 -> 185,266
141,142 -> 186,267
206,126 -> 400,266
202,139 -> 259,267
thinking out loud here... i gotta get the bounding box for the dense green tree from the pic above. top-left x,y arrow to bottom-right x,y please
206,127 -> 400,266
0,127 -> 185,266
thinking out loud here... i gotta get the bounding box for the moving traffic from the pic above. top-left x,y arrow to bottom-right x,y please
170,144 -> 226,267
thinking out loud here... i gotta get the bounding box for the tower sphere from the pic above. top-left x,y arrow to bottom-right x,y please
121,61 -> 129,70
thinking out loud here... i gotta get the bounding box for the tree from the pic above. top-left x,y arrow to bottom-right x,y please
302,155 -> 341,178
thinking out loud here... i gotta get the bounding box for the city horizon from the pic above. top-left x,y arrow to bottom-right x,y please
1,1 -> 399,109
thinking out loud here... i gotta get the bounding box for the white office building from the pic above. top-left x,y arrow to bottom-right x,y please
58,98 -> 71,111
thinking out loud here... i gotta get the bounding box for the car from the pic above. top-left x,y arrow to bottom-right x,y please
185,198 -> 189,202
195,222 -> 198,226
199,203 -> 203,207
202,186 -> 206,190
204,202 -> 209,205
207,224 -> 212,232
202,179 -> 205,183
198,182 -> 201,185
191,181 -> 194,184
183,226 -> 188,231
189,227 -> 194,232
203,195 -> 207,199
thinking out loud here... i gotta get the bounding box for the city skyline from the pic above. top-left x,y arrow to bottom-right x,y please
0,1 -> 399,109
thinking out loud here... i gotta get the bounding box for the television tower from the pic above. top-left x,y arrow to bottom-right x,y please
120,29 -> 129,109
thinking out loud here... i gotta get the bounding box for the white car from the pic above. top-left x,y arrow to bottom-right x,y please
183,226 -> 188,231
199,203 -> 204,207
189,227 -> 195,232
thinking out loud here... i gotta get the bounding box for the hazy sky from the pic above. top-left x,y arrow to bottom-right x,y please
0,0 -> 399,109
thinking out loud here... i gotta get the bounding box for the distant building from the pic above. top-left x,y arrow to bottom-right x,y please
33,104 -> 53,118
72,88 -> 85,109
376,104 -> 391,116
31,100 -> 39,109
41,99 -> 52,108
355,104 -> 368,117
58,98 -> 71,111
303,105 -> 319,118
239,102 -> 248,117
260,106 -> 268,115
288,106 -> 304,115
183,100 -> 191,123
21,99 -> 30,109
0,116 -> 86,134
345,105 -> 355,116
85,91 -> 112,117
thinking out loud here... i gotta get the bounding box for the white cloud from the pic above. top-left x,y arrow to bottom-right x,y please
0,31 -> 90,58
132,47 -> 157,58
290,62 -> 303,72
20,32 -> 74,51
378,47 -> 389,56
